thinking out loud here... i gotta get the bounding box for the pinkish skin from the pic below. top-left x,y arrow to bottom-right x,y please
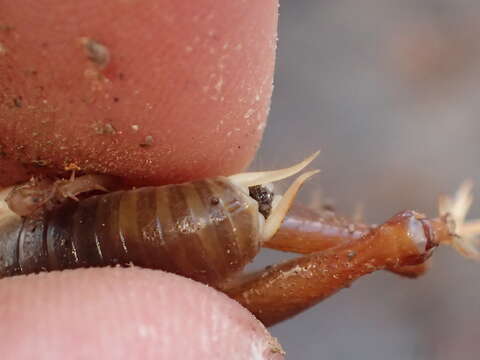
0,268 -> 284,360
0,1 -> 281,359
0,0 -> 277,186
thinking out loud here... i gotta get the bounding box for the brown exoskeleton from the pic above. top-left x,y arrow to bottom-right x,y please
0,152 -> 478,327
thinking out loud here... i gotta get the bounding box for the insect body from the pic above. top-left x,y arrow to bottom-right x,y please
0,153 -> 319,287
0,153 -> 479,326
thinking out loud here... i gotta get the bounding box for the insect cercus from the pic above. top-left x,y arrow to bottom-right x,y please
0,151 -> 478,326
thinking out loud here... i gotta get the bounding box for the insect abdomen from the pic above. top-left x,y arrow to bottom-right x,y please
0,178 -> 261,285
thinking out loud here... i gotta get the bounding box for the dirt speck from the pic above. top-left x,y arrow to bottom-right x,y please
31,159 -> 50,168
140,135 -> 154,147
0,24 -> 14,33
93,121 -> 117,135
80,37 -> 110,69
131,124 -> 139,132
13,96 -> 22,108
268,337 -> 286,356
347,224 -> 356,233
24,68 -> 38,76
64,163 -> 81,172
346,250 -> 357,260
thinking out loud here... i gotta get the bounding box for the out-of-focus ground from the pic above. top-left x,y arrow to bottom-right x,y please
253,1 -> 480,359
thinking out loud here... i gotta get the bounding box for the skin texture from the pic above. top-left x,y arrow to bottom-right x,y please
0,268 -> 284,360
0,1 -> 281,358
0,0 -> 276,186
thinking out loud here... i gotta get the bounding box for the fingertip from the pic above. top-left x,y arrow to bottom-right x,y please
0,267 -> 284,359
0,0 -> 279,185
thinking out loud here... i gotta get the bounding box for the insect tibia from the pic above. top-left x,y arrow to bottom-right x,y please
55,174 -> 117,201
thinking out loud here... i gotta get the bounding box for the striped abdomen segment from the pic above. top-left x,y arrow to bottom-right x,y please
0,178 -> 261,285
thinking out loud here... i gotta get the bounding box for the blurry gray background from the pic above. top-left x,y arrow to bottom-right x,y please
253,1 -> 480,359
